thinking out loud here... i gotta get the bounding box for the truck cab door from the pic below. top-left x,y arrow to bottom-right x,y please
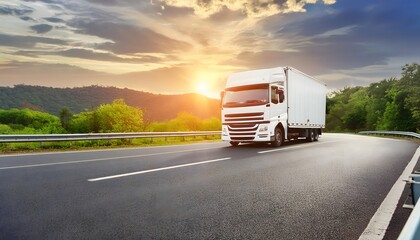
270,85 -> 287,121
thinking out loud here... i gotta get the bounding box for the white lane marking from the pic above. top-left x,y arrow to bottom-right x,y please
257,140 -> 342,154
88,157 -> 231,182
358,146 -> 420,240
0,141 -> 225,158
0,146 -> 225,170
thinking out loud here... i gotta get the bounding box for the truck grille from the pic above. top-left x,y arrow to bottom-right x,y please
227,123 -> 258,141
224,112 -> 264,122
224,112 -> 267,141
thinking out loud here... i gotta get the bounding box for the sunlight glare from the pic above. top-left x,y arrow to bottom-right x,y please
197,81 -> 208,93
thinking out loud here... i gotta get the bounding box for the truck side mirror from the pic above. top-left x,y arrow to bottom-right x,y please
277,89 -> 285,103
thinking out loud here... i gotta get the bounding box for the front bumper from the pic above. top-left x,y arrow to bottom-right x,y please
222,123 -> 271,142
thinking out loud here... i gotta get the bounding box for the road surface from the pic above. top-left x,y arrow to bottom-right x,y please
0,133 -> 418,239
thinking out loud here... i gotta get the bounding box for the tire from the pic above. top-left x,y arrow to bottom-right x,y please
230,141 -> 239,147
271,128 -> 283,147
314,129 -> 319,141
306,129 -> 314,142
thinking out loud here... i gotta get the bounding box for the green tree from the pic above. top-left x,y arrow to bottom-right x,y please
59,107 -> 73,132
365,78 -> 396,130
95,99 -> 143,132
342,89 -> 369,131
398,63 -> 420,131
68,112 -> 94,133
378,87 -> 415,131
0,108 -> 63,133
0,124 -> 12,134
326,87 -> 363,132
201,117 -> 222,131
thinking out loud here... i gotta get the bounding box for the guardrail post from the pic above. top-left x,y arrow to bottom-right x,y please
40,141 -> 44,147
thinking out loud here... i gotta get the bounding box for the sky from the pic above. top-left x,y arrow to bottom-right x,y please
0,0 -> 419,98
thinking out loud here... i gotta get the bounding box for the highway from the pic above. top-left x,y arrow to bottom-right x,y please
0,133 -> 419,239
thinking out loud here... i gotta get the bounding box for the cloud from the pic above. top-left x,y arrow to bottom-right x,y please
317,73 -> 375,90
43,17 -> 64,23
0,33 -> 67,48
278,3 -> 420,61
14,48 -> 163,63
72,20 -> 191,54
281,9 -> 365,36
158,0 -> 336,18
57,49 -> 161,63
30,24 -> 53,33
84,0 -> 119,5
224,42 -> 388,76
21,0 -> 63,4
0,5 -> 33,16
20,16 -> 35,21
207,6 -> 245,22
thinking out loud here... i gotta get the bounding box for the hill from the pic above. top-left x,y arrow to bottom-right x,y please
0,85 -> 220,122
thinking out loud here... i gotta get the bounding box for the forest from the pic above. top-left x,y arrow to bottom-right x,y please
0,99 -> 221,134
0,63 -> 418,135
326,63 -> 419,133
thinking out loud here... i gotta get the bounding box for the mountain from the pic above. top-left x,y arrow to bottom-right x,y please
0,85 -> 220,122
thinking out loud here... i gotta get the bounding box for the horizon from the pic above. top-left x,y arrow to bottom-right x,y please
1,0 -> 419,98
0,84 -> 222,100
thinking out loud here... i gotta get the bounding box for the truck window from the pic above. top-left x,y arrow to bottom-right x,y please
271,86 -> 279,104
222,84 -> 268,108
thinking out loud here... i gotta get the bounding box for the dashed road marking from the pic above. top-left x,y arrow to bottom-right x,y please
88,157 -> 231,182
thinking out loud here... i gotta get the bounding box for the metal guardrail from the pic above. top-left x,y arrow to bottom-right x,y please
359,131 -> 420,139
0,131 -> 222,143
398,199 -> 420,240
399,173 -> 420,240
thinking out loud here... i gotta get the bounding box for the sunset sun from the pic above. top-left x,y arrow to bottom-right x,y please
196,81 -> 208,93
194,70 -> 219,98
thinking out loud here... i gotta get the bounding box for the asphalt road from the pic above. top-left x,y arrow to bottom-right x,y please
0,134 -> 418,239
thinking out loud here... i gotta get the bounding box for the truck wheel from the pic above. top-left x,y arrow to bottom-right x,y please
306,129 -> 314,142
230,141 -> 239,147
271,128 -> 283,147
314,130 -> 319,141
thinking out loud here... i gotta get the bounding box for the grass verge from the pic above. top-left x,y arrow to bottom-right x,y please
0,135 -> 222,154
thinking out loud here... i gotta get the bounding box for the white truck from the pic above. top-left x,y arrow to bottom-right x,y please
221,66 -> 326,147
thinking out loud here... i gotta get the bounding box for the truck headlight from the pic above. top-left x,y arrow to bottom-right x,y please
259,125 -> 269,132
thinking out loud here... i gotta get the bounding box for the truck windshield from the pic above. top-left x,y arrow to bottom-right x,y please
222,84 -> 268,108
